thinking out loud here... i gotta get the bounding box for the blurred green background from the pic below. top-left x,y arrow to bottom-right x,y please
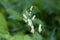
0,0 -> 60,40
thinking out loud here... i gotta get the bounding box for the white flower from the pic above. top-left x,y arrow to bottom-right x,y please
32,15 -> 36,20
27,19 -> 34,33
23,6 -> 35,34
23,18 -> 27,23
30,26 -> 34,33
29,11 -> 31,16
30,6 -> 33,11
23,13 -> 27,19
38,24 -> 42,33
28,19 -> 32,26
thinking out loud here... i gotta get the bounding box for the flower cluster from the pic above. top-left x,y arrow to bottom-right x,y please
23,6 -> 42,33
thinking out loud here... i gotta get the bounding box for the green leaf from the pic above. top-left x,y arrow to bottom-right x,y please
8,34 -> 24,40
0,13 -> 9,38
32,32 -> 42,40
7,9 -> 23,21
33,18 -> 44,25
24,35 -> 32,40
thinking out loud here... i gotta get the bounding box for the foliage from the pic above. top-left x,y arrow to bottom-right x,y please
0,0 -> 60,40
